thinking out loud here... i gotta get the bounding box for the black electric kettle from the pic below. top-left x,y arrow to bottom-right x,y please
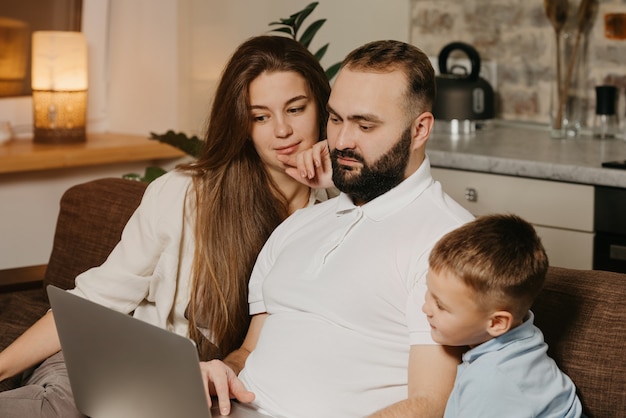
432,42 -> 495,121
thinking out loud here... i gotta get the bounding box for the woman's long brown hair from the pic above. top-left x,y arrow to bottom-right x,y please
180,36 -> 330,360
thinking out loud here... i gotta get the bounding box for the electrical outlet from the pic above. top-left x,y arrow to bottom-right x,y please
429,56 -> 498,91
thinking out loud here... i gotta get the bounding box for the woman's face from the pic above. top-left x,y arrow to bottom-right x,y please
248,71 -> 320,178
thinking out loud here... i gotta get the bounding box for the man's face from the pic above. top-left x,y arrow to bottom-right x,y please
330,127 -> 411,203
326,67 -> 415,205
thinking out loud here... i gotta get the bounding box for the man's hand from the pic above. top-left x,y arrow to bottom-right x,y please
199,359 -> 255,416
277,140 -> 334,189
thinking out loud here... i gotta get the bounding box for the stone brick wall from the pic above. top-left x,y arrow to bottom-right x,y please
410,0 -> 626,127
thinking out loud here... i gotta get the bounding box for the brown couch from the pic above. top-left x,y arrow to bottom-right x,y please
1,178 -> 625,417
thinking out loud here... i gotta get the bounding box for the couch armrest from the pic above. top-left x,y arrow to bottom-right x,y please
532,266 -> 626,418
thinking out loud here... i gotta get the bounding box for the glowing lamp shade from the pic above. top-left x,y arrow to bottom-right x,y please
31,31 -> 88,144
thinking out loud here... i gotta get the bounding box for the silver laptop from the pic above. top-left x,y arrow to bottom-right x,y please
47,285 -> 268,418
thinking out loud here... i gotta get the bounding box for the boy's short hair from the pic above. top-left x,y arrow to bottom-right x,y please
429,214 -> 548,320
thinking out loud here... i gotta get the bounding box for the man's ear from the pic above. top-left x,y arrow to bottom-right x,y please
410,111 -> 434,151
486,311 -> 514,338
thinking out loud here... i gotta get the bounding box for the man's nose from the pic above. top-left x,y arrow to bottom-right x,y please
333,125 -> 356,150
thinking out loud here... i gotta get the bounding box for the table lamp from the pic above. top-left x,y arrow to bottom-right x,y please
31,31 -> 88,144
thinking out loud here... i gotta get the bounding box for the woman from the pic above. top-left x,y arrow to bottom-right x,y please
0,35 -> 331,417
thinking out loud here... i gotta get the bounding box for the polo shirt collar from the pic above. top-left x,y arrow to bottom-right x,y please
334,155 -> 434,221
462,311 -> 537,364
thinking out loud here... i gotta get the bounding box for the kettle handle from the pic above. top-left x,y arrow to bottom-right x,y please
438,42 -> 481,81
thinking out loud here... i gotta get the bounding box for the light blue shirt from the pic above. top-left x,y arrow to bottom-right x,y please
444,311 -> 582,418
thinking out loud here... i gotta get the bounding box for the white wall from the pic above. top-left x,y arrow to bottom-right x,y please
106,0 -> 180,135
108,0 -> 410,136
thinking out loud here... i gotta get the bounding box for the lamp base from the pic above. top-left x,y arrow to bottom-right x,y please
34,127 -> 86,144
32,89 -> 87,144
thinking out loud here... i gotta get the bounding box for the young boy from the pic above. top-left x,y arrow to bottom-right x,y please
422,214 -> 582,418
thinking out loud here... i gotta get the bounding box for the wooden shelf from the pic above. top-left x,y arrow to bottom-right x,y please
0,132 -> 187,174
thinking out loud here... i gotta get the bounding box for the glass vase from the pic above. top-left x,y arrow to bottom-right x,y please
550,0 -> 596,138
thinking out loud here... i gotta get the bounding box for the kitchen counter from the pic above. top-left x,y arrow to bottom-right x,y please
427,121 -> 626,188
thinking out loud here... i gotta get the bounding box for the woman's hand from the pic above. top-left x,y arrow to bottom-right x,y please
278,140 -> 334,189
199,359 -> 255,416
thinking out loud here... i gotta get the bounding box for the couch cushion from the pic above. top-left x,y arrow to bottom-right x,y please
532,266 -> 626,418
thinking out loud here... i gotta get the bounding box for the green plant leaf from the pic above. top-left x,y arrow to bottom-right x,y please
143,166 -> 168,183
122,167 -> 168,183
298,18 -> 326,48
280,17 -> 296,25
149,130 -> 203,158
293,2 -> 319,37
266,2 -> 337,80
122,173 -> 142,182
314,43 -> 329,61
325,62 -> 341,81
268,26 -> 295,38
269,16 -> 297,26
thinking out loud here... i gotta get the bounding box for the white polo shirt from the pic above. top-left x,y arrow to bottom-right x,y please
239,156 -> 474,418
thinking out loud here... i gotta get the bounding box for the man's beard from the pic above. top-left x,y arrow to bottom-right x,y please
331,126 -> 412,204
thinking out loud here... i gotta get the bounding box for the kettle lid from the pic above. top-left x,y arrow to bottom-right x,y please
438,42 -> 481,81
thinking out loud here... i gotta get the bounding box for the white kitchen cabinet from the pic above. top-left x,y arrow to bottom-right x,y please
432,167 -> 594,269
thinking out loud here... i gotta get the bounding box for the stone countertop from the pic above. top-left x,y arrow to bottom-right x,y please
426,121 -> 626,188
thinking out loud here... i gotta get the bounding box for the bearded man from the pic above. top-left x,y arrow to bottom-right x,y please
202,40 -> 474,418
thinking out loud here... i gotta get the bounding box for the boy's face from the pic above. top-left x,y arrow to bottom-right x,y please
422,269 -> 493,348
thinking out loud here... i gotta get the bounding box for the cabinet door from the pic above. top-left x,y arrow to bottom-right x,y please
431,167 -> 594,269
534,226 -> 594,270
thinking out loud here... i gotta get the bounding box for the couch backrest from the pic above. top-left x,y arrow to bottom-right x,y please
43,178 -> 148,294
532,266 -> 626,418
